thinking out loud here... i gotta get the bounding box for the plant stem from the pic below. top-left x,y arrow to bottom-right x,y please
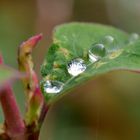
0,86 -> 26,140
38,102 -> 49,126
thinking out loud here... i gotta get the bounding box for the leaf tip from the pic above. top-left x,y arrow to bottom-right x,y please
20,33 -> 43,50
28,33 -> 43,47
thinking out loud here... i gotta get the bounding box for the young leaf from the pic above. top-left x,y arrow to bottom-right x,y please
18,34 -> 44,126
41,22 -> 140,104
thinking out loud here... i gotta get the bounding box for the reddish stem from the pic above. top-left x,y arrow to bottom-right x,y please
38,103 -> 49,126
0,86 -> 26,140
0,54 -> 25,139
0,53 -> 3,64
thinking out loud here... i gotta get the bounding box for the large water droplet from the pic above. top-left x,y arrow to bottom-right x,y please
88,43 -> 106,63
42,80 -> 64,94
67,58 -> 87,76
129,33 -> 139,43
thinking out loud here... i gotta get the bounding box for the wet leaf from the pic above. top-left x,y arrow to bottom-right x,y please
41,22 -> 140,104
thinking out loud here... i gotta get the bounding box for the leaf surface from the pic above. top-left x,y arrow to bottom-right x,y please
41,22 -> 140,104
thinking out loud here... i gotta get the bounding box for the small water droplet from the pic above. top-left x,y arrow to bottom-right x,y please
103,35 -> 114,44
42,80 -> 64,94
129,33 -> 139,43
67,58 -> 87,76
102,35 -> 117,53
88,43 -> 106,63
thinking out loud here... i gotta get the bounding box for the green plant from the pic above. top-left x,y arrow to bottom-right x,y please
0,22 -> 140,140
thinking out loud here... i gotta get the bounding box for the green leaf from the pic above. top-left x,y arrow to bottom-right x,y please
0,65 -> 22,89
41,22 -> 140,104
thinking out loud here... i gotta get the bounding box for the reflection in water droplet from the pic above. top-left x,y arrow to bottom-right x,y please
88,44 -> 106,63
67,58 -> 87,76
42,80 -> 64,94
129,33 -> 139,43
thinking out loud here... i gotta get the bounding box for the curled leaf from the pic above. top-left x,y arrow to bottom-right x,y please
18,34 -> 43,98
18,34 -> 44,126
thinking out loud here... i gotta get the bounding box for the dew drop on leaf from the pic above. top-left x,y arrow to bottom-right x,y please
103,35 -> 114,44
67,58 -> 87,76
42,80 -> 64,94
88,43 -> 106,63
129,33 -> 139,43
102,35 -> 116,53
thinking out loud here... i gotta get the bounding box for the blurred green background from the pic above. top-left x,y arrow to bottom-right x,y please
0,0 -> 140,140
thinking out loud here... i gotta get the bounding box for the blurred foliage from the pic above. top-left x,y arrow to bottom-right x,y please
106,0 -> 140,33
0,0 -> 36,122
0,65 -> 20,86
0,0 -> 36,66
0,0 -> 140,139
40,71 -> 140,140
73,0 -> 110,23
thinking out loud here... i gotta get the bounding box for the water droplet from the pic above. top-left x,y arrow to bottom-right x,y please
67,58 -> 87,76
88,43 -> 106,63
129,33 -> 139,43
102,35 -> 117,53
103,35 -> 114,44
42,80 -> 64,94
